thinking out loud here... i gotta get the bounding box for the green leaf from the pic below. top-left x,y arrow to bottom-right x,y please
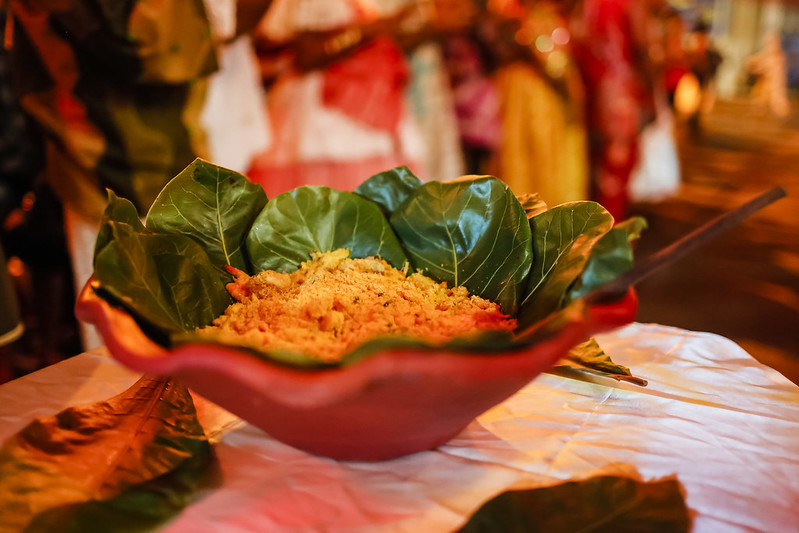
90,165 -> 644,370
555,338 -> 648,386
94,190 -> 144,260
516,192 -> 548,219
353,165 -> 424,215
567,217 -> 648,302
390,177 -> 533,314
145,158 -> 268,273
0,377 -> 213,533
518,202 -> 614,329
94,221 -> 230,332
567,338 -> 632,376
458,475 -> 690,533
246,186 -> 409,272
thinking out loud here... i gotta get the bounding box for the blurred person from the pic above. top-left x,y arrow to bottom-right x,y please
628,0 -> 680,204
1,12 -> 83,377
662,8 -> 689,109
0,27 -> 30,380
5,0 -> 274,350
248,0 -> 426,197
482,0 -> 589,206
388,0 -> 473,181
748,32 -> 790,118
684,19 -> 722,133
444,32 -> 502,175
688,20 -> 722,112
570,0 -> 665,220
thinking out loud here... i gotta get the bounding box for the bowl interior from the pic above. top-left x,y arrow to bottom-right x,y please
76,280 -> 637,460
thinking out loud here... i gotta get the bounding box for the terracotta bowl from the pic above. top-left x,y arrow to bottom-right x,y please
76,280 -> 637,461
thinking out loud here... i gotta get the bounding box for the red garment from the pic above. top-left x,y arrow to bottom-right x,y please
321,37 -> 408,132
247,33 -> 419,198
665,65 -> 689,94
248,154 -> 412,199
572,0 -> 646,220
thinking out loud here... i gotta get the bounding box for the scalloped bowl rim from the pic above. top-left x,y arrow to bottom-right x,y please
75,279 -> 637,459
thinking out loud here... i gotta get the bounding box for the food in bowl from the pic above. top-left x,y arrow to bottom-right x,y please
89,160 -> 644,366
199,249 -> 516,362
77,159 -> 642,459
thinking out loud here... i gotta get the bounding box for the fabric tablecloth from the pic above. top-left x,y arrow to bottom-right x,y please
1,323 -> 797,532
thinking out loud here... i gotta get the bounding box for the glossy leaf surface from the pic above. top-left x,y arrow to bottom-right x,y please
353,165 -> 424,215
94,194 -> 230,332
94,190 -> 144,258
518,202 -> 614,328
390,178 -> 533,314
246,186 -> 409,272
145,159 -> 268,273
567,217 -> 648,302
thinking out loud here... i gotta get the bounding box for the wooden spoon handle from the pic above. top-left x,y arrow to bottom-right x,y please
584,185 -> 787,305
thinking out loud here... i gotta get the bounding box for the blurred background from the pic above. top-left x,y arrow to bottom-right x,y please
0,0 -> 797,385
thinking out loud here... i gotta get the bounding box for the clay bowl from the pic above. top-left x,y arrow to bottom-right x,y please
76,280 -> 637,461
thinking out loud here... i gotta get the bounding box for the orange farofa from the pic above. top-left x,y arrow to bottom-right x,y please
199,249 -> 516,362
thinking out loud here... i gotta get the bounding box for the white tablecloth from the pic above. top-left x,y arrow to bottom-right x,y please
1,323 -> 797,532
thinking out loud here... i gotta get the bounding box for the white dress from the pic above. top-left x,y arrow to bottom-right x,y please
248,0 -> 425,197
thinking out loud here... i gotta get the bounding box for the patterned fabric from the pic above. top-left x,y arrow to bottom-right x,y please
5,0 -> 219,222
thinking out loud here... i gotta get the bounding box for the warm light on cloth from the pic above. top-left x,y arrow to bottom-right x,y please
1,323 -> 797,532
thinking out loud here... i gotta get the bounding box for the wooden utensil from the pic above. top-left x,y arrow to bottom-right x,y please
584,185 -> 787,305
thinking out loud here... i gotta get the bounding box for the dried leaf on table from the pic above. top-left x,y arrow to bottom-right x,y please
555,338 -> 649,386
0,377 -> 213,533
458,475 -> 690,533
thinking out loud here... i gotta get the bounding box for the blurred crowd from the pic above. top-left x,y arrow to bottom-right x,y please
0,0 -> 759,379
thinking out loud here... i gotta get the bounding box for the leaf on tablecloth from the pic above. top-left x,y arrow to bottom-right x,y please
458,475 -> 690,533
0,377 -> 213,533
555,338 -> 649,386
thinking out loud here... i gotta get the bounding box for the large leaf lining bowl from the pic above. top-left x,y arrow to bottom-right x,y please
75,160 -> 642,461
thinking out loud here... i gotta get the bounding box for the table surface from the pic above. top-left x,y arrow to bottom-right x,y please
1,323 -> 798,533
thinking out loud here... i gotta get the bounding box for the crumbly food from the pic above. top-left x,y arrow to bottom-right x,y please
198,249 -> 516,362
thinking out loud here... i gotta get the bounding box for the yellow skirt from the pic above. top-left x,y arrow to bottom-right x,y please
490,62 -> 588,207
